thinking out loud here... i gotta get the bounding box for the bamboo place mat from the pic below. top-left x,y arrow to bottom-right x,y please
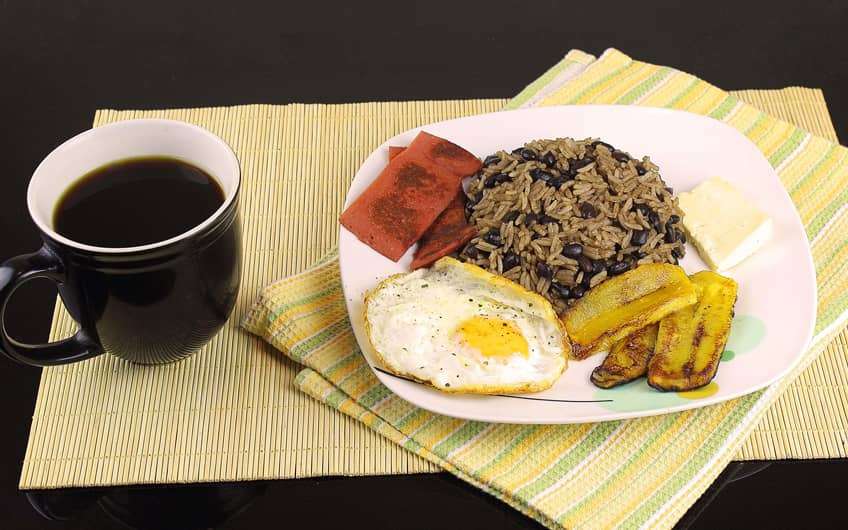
20,88 -> 847,489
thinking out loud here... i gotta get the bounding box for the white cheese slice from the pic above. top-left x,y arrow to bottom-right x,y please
677,177 -> 773,271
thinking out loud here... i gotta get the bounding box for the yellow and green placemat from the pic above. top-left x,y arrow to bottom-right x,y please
20,49 -> 847,525
243,49 -> 848,529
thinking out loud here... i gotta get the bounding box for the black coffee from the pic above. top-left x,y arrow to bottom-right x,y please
54,157 -> 225,247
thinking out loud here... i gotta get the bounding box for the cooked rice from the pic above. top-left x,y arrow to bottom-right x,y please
460,138 -> 686,315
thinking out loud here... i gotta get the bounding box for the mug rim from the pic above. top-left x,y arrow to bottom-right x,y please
27,119 -> 241,255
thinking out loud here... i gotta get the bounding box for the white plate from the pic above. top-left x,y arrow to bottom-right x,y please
339,105 -> 816,424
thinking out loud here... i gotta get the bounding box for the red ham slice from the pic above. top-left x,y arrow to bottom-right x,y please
404,131 -> 481,177
388,146 -> 405,160
410,192 -> 477,269
340,132 -> 480,262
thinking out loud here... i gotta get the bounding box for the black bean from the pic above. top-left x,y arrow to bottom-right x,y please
591,259 -> 605,275
502,252 -> 520,271
582,273 -> 593,288
483,155 -> 501,166
635,163 -> 647,176
648,211 -> 662,232
665,186 -> 674,194
679,231 -> 687,244
551,282 -> 571,299
463,244 -> 479,259
562,243 -> 584,258
579,202 -> 598,219
672,247 -> 685,259
614,242 -> 622,252
485,173 -> 511,188
548,177 -> 565,189
523,212 -> 538,226
469,190 -> 483,204
542,152 -> 557,167
571,285 -> 586,299
571,155 -> 595,171
530,168 -> 552,183
633,203 -> 652,218
511,147 -> 524,156
664,228 -> 679,244
519,148 -> 538,161
669,214 -> 681,224
483,230 -> 502,246
502,210 -> 520,223
591,140 -> 615,151
631,229 -> 648,246
612,150 -> 631,163
631,250 -> 645,260
464,201 -> 475,218
536,262 -> 552,279
576,255 -> 594,274
608,260 -> 630,276
539,214 -> 558,224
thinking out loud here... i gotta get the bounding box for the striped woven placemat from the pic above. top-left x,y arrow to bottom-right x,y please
246,47 -> 848,530
20,88 -> 846,490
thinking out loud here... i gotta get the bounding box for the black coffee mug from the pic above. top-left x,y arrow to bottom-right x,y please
0,119 -> 242,366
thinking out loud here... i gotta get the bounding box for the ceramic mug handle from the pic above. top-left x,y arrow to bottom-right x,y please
0,245 -> 102,366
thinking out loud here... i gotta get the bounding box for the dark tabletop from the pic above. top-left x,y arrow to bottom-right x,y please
1,1 -> 847,528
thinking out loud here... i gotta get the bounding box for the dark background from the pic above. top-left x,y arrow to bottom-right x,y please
1,1 -> 846,528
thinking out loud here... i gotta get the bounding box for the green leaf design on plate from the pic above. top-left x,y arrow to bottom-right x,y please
593,379 -> 688,412
725,314 -> 766,355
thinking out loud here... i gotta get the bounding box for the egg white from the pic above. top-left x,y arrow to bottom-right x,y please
364,257 -> 569,394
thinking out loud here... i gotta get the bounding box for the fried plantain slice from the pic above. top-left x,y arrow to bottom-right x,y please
590,324 -> 658,388
647,271 -> 738,391
563,263 -> 699,359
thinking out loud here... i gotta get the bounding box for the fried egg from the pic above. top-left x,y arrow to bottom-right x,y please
364,257 -> 569,394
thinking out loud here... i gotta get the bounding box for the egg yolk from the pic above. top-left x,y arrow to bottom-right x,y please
455,316 -> 529,358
